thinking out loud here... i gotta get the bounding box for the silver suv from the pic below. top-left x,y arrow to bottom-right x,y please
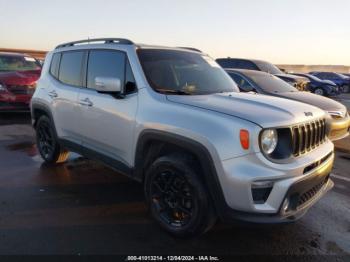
31,38 -> 334,237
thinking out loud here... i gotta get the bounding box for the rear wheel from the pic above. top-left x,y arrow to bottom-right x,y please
144,154 -> 216,238
36,115 -> 69,164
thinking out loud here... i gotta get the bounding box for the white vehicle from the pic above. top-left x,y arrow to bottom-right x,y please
31,38 -> 334,237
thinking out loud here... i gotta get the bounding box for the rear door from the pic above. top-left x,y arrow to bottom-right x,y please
77,49 -> 138,167
49,51 -> 85,143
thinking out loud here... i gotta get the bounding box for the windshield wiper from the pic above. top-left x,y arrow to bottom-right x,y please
157,89 -> 192,95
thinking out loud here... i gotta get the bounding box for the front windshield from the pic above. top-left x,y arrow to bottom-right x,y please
137,49 -> 239,95
250,74 -> 298,93
0,55 -> 41,72
254,61 -> 283,75
335,73 -> 349,79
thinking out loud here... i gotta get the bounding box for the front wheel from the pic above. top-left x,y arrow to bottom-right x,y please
36,115 -> 69,164
314,88 -> 325,96
144,154 -> 216,238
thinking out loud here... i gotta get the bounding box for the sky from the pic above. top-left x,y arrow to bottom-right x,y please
0,0 -> 349,65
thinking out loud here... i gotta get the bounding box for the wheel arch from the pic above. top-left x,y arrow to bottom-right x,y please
134,129 -> 228,218
31,102 -> 54,128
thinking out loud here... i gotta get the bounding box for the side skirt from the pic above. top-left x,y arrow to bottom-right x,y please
59,139 -> 137,181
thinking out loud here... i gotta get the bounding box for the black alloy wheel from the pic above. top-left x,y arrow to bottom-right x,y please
145,154 -> 216,238
37,119 -> 55,159
150,169 -> 194,228
36,115 -> 69,164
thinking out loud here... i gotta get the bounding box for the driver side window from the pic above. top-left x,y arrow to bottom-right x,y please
229,73 -> 254,92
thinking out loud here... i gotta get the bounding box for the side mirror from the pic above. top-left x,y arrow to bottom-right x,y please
94,77 -> 122,93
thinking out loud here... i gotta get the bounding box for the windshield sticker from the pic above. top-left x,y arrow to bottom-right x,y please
24,57 -> 36,62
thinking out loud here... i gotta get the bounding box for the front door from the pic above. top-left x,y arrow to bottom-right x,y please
77,49 -> 138,167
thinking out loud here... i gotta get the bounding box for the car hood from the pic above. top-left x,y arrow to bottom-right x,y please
322,80 -> 337,86
274,91 -> 347,112
167,92 -> 325,127
0,70 -> 41,86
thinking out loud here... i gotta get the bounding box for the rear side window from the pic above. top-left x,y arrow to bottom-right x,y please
59,51 -> 84,87
87,50 -> 126,89
50,53 -> 61,79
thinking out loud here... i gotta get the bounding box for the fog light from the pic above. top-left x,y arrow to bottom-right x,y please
282,198 -> 290,214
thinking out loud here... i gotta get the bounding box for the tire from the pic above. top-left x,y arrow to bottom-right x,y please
342,85 -> 349,93
314,88 -> 324,96
144,154 -> 217,238
35,115 -> 69,164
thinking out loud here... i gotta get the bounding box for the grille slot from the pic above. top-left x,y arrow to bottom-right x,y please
297,176 -> 329,208
7,85 -> 35,95
292,119 -> 326,157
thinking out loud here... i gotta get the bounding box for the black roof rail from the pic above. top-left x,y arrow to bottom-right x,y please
177,47 -> 202,53
55,38 -> 134,49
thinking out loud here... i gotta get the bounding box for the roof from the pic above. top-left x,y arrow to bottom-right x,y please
217,57 -> 268,64
54,38 -> 203,54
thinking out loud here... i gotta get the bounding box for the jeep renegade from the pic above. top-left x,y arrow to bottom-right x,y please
31,38 -> 334,237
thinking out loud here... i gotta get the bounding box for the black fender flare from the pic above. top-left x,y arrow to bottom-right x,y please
30,102 -> 60,140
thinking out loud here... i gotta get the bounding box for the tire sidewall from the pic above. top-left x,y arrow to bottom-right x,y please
314,88 -> 324,96
36,116 -> 60,163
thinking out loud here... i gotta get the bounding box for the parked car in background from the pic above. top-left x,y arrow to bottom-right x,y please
309,72 -> 350,93
226,69 -> 350,141
340,73 -> 350,78
0,52 -> 41,111
293,73 -> 339,96
216,58 -> 309,91
31,38 -> 335,237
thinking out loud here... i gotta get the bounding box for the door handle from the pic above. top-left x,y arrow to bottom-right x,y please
48,90 -> 58,98
79,97 -> 93,107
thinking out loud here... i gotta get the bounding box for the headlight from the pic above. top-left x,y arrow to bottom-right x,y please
260,129 -> 278,154
0,83 -> 6,91
327,111 -> 345,119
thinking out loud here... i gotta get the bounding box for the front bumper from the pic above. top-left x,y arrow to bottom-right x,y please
327,115 -> 350,141
0,93 -> 31,111
217,140 -> 334,223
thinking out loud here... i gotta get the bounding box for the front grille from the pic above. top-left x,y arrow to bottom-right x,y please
297,176 -> 329,208
292,119 -> 327,157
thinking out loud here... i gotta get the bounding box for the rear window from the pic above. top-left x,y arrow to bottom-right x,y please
216,59 -> 258,70
216,59 -> 239,68
58,51 -> 84,87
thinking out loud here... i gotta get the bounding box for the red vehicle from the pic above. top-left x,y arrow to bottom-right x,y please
0,52 -> 42,111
